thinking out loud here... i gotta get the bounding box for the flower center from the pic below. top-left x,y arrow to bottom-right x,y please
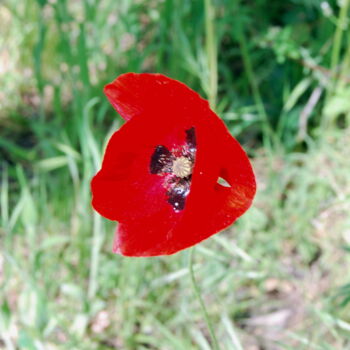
149,127 -> 196,212
172,156 -> 192,178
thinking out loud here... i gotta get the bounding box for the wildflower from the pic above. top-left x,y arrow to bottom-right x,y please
91,73 -> 256,256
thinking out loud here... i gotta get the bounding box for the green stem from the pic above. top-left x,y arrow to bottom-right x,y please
238,32 -> 274,152
330,0 -> 350,89
323,0 -> 350,128
339,33 -> 350,89
189,247 -> 221,350
88,212 -> 104,299
204,0 -> 218,110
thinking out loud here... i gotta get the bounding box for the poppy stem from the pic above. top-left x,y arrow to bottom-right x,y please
189,247 -> 221,350
237,31 -> 274,152
204,0 -> 218,110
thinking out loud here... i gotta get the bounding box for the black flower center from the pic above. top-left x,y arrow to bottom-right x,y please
150,127 -> 196,211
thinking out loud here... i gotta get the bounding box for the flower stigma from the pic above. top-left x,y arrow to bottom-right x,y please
172,156 -> 192,178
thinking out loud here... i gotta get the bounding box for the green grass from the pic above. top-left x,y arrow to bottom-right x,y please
1,0 -> 350,349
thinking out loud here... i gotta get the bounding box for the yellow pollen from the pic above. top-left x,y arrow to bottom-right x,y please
172,157 -> 192,178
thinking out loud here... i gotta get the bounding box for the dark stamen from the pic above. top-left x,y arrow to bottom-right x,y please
167,179 -> 190,211
150,145 -> 173,174
186,127 -> 196,151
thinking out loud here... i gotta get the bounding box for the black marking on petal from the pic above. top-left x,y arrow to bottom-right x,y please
186,127 -> 196,151
167,178 -> 191,211
150,145 -> 173,174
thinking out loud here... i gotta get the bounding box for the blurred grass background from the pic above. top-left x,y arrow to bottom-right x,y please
1,0 -> 350,349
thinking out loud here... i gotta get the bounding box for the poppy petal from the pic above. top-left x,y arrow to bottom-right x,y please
91,73 -> 256,256
91,117 -> 188,222
104,73 -> 204,122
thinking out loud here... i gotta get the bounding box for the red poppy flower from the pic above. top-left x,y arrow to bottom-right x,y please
91,73 -> 256,257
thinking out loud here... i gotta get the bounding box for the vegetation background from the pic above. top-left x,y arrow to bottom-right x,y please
1,0 -> 350,349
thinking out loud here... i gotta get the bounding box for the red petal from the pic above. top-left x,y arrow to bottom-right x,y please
91,73 -> 256,256
104,73 -> 204,122
91,117 -> 186,222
